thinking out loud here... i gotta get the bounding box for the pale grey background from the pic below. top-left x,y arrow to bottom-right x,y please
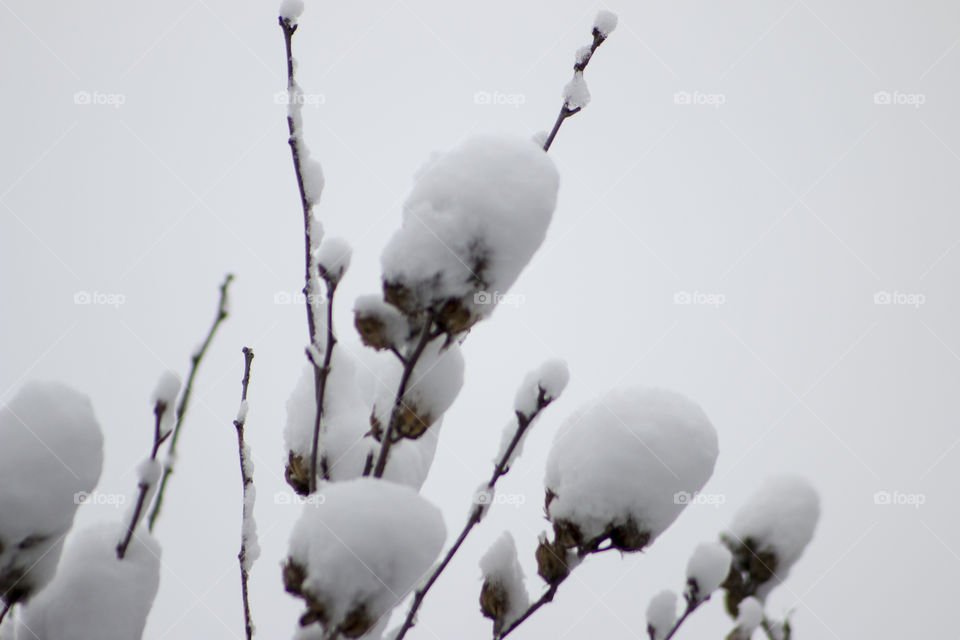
1,0 -> 958,638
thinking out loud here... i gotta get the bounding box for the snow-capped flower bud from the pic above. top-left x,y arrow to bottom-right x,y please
316,237 -> 352,286
354,295 -> 408,351
646,590 -> 678,640
686,542 -> 733,603
726,596 -> 763,640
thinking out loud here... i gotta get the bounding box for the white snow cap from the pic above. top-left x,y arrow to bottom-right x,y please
381,135 -> 559,317
735,596 -> 764,632
317,237 -> 352,285
286,478 -> 446,634
593,10 -> 618,37
480,532 -> 530,629
279,0 -> 305,20
645,589 -> 678,640
686,541 -> 733,600
151,370 -> 181,410
545,387 -> 718,543
563,72 -> 591,110
725,475 -> 820,598
513,359 -> 569,416
152,370 -> 181,439
302,156 -> 325,207
0,382 -> 104,603
19,522 -> 161,640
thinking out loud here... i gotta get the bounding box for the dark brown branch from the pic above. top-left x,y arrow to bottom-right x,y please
542,26 -> 611,152
660,593 -> 702,640
307,279 -> 338,493
394,388 -> 554,640
280,16 -> 331,495
0,600 -> 12,626
148,274 -> 233,532
234,347 -> 256,640
369,314 -> 439,478
118,397 -> 172,559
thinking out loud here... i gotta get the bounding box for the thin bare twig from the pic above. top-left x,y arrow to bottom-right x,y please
148,274 -> 233,531
542,23 -> 613,152
0,600 -> 12,626
394,388 -> 555,640
117,397 -> 172,559
234,347 -> 256,640
661,594 -> 702,640
369,314 -> 440,478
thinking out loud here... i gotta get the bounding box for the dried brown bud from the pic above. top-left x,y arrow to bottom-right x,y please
606,518 -> 650,553
536,538 -> 570,585
552,519 -> 584,549
355,313 -> 393,350
436,297 -> 475,335
282,558 -> 307,596
393,402 -> 433,439
285,451 -> 312,496
383,281 -> 417,316
340,605 -> 374,638
479,579 -> 509,629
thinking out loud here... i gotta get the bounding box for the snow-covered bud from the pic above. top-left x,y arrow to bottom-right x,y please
380,135 -> 559,331
726,596 -> 763,640
562,72 -> 590,111
354,295 -> 408,351
316,237 -> 351,286
151,370 -> 181,438
544,387 -> 718,553
645,590 -> 678,640
285,479 -> 446,637
592,10 -> 618,39
686,542 -> 733,604
721,476 -> 819,612
479,532 -> 529,635
0,382 -> 104,605
279,0 -> 305,23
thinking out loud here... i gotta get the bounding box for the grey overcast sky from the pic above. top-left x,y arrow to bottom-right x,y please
1,0 -> 958,638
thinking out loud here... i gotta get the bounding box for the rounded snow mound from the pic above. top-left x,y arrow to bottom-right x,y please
545,386 -> 719,547
284,478 -> 446,637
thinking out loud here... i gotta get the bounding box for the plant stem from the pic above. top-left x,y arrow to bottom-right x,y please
148,274 -> 233,532
118,398 -> 172,559
234,347 -> 256,640
393,389 -> 553,640
369,315 -> 439,478
542,26 -> 611,152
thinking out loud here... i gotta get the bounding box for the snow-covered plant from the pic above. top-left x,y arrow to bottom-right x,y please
0,5 -> 828,640
0,382 -> 104,617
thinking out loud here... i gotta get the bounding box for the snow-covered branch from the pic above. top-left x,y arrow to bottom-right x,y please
542,10 -> 618,151
233,347 -> 258,640
393,361 -> 569,640
149,273 -> 234,531
118,373 -> 180,559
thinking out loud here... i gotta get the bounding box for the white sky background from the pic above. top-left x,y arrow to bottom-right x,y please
2,0 -> 958,638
